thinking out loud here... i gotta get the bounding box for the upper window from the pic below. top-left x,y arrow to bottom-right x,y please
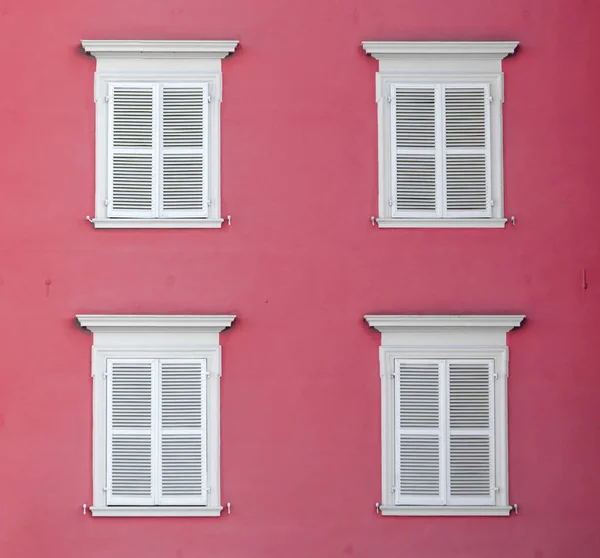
365,314 -> 524,516
362,41 -> 518,228
81,40 -> 238,228
77,314 -> 236,517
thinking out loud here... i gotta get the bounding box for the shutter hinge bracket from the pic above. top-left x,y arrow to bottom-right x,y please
105,95 -> 110,103
207,95 -> 212,103
388,199 -> 393,207
103,486 -> 109,492
207,199 -> 211,207
104,199 -> 110,207
387,96 -> 392,104
493,372 -> 499,380
207,486 -> 211,494
488,95 -> 493,104
103,371 -> 109,378
493,487 -> 500,493
391,486 -> 396,493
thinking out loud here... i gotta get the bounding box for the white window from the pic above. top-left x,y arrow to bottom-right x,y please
77,314 -> 236,517
365,314 -> 524,516
81,40 -> 238,229
362,42 -> 518,228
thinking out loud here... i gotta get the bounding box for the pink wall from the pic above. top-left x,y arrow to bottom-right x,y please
0,0 -> 598,556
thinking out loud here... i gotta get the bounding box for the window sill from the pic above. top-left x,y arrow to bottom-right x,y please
91,218 -> 224,229
90,506 -> 223,517
379,505 -> 512,517
376,218 -> 507,229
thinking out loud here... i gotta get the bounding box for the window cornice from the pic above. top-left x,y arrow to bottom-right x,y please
81,40 -> 239,59
365,314 -> 525,333
77,314 -> 236,333
362,41 -> 518,61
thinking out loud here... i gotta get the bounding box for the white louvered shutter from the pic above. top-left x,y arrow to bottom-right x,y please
394,360 -> 445,505
106,359 -> 155,505
158,359 -> 208,505
159,85 -> 208,218
392,86 -> 441,218
108,84 -> 157,218
442,85 -> 491,217
447,360 -> 495,506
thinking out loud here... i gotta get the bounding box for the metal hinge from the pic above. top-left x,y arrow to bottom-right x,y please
105,95 -> 110,103
387,96 -> 392,104
207,199 -> 211,207
391,486 -> 396,493
103,370 -> 109,378
493,372 -> 498,380
493,487 -> 500,493
207,95 -> 212,103
103,486 -> 109,492
207,486 -> 212,494
488,95 -> 493,104
104,199 -> 110,207
390,372 -> 396,379
388,199 -> 393,207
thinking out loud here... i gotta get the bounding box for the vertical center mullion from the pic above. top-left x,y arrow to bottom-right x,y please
154,84 -> 162,218
439,359 -> 449,505
437,85 -> 446,218
152,359 -> 160,505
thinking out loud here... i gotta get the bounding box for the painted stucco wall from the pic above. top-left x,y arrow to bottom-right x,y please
0,0 -> 598,556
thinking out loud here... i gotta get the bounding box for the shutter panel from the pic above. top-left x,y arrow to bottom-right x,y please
159,85 -> 208,218
442,85 -> 491,217
447,360 -> 495,506
392,86 -> 441,218
395,360 -> 445,505
106,360 -> 155,505
158,359 -> 208,505
108,84 -> 157,218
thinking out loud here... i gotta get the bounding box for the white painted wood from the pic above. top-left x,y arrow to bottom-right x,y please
378,505 -> 512,516
367,314 -> 523,515
375,218 -> 506,228
81,40 -> 239,59
80,314 -> 233,517
364,41 -> 518,227
83,40 -> 234,228
362,41 -> 518,60
90,506 -> 223,517
91,218 -> 223,228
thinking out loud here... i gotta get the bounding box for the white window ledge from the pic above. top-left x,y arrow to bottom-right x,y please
90,218 -> 224,229
379,506 -> 513,517
90,506 -> 223,517
376,218 -> 507,229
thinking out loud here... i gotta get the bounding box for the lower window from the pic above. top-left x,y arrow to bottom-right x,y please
365,314 -> 524,516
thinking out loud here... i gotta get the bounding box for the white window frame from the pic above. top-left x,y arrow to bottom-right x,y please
81,40 -> 238,229
364,314 -> 525,516
77,314 -> 236,517
362,41 -> 518,228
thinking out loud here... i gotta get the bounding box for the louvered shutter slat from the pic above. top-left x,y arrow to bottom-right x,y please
160,87 -> 207,218
395,360 -> 444,505
393,87 -> 439,217
447,360 -> 495,506
107,360 -> 155,505
108,86 -> 156,218
159,360 -> 207,505
443,86 -> 491,216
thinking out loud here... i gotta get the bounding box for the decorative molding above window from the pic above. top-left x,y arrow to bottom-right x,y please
365,314 -> 524,516
362,41 -> 518,228
77,313 -> 236,517
82,40 -> 239,229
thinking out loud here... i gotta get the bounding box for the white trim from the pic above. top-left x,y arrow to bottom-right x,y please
376,218 -> 507,228
80,314 -> 233,518
362,42 -> 518,60
379,505 -> 512,516
367,314 -> 524,516
82,40 -> 239,59
366,41 -> 517,227
90,506 -> 223,517
90,218 -> 224,229
77,314 -> 235,332
365,314 -> 524,331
